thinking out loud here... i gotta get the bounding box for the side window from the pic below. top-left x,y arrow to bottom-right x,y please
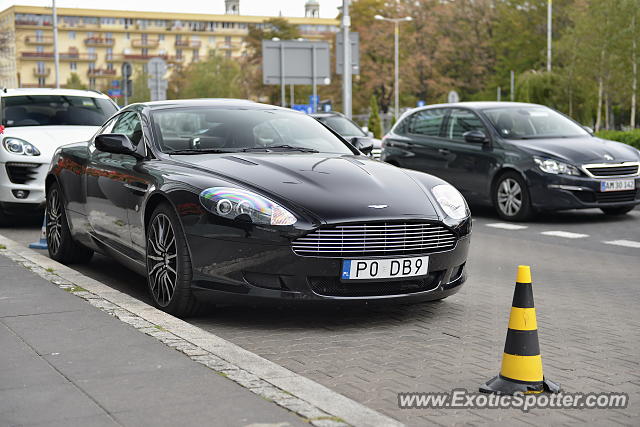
446,109 -> 486,142
409,109 -> 446,136
99,116 -> 117,135
112,111 -> 143,145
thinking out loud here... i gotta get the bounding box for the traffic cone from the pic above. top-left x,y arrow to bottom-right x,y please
479,265 -> 560,394
28,214 -> 48,250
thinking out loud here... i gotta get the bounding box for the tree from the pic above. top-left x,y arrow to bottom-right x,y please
65,72 -> 86,90
367,94 -> 382,138
128,66 -> 150,104
169,52 -> 243,99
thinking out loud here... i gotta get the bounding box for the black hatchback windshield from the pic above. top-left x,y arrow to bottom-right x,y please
483,106 -> 589,139
151,108 -> 354,155
1,95 -> 118,127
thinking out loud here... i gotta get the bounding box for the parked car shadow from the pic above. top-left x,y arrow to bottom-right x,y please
470,204 -> 639,226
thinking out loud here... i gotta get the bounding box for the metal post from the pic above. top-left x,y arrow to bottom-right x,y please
394,21 -> 399,120
312,43 -> 317,113
497,86 -> 501,102
510,70 -> 515,101
52,0 -> 60,88
280,42 -> 286,107
342,0 -> 352,118
547,0 -> 552,72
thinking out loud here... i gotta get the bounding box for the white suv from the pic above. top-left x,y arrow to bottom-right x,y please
0,88 -> 118,221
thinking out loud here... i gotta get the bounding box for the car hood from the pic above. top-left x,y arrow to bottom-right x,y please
171,153 -> 441,223
1,126 -> 99,161
508,136 -> 640,164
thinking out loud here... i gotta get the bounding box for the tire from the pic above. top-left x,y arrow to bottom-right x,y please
601,206 -> 635,216
146,202 -> 199,317
46,182 -> 94,264
492,172 -> 534,221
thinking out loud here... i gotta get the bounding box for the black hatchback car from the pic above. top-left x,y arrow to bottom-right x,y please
382,102 -> 640,220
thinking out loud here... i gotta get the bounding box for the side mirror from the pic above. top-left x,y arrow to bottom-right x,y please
583,125 -> 594,135
366,131 -> 374,138
350,137 -> 374,155
95,133 -> 141,158
463,130 -> 488,144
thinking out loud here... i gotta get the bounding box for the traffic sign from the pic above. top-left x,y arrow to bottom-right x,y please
336,32 -> 359,75
147,57 -> 168,102
107,89 -> 122,97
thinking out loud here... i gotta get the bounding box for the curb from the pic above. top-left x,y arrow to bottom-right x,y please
0,235 -> 403,427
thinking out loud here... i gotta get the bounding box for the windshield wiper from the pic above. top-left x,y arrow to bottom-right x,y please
240,145 -> 319,153
168,148 -> 235,154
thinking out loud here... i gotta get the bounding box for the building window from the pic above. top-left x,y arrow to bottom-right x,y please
70,62 -> 77,70
193,49 -> 199,61
35,29 -> 43,41
142,48 -> 149,56
106,47 -> 113,60
89,78 -> 96,88
126,32 -> 130,40
208,36 -> 215,44
68,31 -> 75,40
38,77 -> 46,87
36,46 -> 44,53
159,34 -> 164,41
88,62 -> 96,71
107,63 -> 114,71
176,48 -> 182,59
36,61 -> 45,73
226,50 -> 231,59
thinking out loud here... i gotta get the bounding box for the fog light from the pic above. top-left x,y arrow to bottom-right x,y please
12,189 -> 29,199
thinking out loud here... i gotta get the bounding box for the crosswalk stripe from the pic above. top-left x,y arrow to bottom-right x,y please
603,240 -> 640,249
540,231 -> 589,239
485,223 -> 528,230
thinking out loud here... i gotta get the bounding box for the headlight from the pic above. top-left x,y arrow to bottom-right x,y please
199,187 -> 297,226
534,157 -> 580,176
2,137 -> 41,156
432,184 -> 468,219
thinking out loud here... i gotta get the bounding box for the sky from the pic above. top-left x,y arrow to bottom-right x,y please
0,0 -> 344,18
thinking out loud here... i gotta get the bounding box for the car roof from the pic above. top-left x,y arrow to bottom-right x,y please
309,112 -> 344,119
412,101 -> 544,112
133,98 -> 299,112
0,87 -> 112,100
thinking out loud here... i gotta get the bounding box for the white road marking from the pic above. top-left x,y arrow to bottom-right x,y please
485,223 -> 528,230
604,240 -> 640,249
541,231 -> 589,239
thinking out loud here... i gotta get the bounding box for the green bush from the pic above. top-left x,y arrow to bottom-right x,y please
367,95 -> 382,139
595,130 -> 640,150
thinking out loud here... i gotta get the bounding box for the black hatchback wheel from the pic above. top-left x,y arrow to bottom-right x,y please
493,172 -> 533,221
46,182 -> 93,264
146,203 -> 199,317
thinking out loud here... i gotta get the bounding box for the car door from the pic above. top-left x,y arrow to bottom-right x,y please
85,111 -> 144,258
440,108 -> 500,201
396,108 -> 449,175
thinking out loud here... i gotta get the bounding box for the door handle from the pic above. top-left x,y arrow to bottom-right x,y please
438,148 -> 451,155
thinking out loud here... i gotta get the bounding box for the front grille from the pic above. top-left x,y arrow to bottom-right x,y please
5,162 -> 40,184
595,190 -> 638,203
309,271 -> 444,297
584,163 -> 639,177
292,222 -> 457,257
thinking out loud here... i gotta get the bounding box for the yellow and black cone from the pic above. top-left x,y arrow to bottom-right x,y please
480,265 -> 560,394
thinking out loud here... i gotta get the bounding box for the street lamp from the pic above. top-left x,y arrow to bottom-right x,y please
375,14 -> 412,120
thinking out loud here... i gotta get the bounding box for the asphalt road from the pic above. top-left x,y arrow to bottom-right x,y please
2,205 -> 639,426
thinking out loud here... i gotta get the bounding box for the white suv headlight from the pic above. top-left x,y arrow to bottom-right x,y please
2,137 -> 41,156
200,187 -> 297,226
432,184 -> 468,220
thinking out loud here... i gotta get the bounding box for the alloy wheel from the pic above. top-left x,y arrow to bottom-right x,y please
147,213 -> 178,307
497,178 -> 523,217
47,188 -> 63,254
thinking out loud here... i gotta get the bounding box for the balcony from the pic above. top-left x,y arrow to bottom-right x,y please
21,51 -> 97,61
87,68 -> 117,78
216,42 -> 242,50
25,36 -> 54,45
167,55 -> 184,64
131,39 -> 160,48
33,67 -> 51,77
175,39 -> 202,48
84,37 -> 115,47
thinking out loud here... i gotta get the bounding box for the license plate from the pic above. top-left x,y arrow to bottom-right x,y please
600,179 -> 635,192
341,256 -> 429,280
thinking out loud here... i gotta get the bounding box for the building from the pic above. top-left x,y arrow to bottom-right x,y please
0,2 -> 338,90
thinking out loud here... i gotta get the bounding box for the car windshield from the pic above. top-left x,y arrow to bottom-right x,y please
317,115 -> 366,137
1,95 -> 118,127
151,108 -> 354,155
483,106 -> 589,139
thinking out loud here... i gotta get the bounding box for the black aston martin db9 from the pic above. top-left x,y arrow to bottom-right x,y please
46,100 -> 471,316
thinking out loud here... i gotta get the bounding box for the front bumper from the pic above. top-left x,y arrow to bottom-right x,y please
0,161 -> 48,213
186,233 -> 470,304
526,171 -> 640,210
